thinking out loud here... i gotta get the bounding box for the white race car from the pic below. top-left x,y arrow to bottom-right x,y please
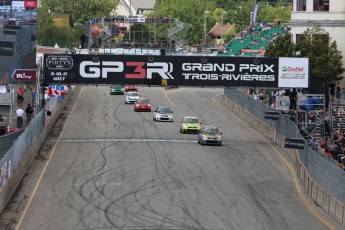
153,106 -> 173,122
125,91 -> 140,104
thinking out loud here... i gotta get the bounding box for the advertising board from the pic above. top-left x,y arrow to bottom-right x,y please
0,41 -> 14,56
43,54 -> 309,88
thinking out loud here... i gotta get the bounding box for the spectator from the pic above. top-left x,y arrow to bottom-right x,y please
289,88 -> 298,110
334,131 -> 344,147
17,87 -> 24,105
16,106 -> 24,128
31,88 -> 36,106
25,103 -> 34,124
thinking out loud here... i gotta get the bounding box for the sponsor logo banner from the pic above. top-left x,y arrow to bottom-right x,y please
0,41 -> 14,56
43,54 -> 308,88
3,25 -> 21,34
11,69 -> 36,81
275,96 -> 290,110
24,1 -> 37,8
124,17 -> 145,23
285,138 -> 305,149
278,57 -> 309,88
264,111 -> 280,120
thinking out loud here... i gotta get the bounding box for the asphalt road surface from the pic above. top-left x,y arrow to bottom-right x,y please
6,86 -> 343,230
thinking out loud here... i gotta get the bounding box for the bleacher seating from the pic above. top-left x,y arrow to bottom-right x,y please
219,24 -> 289,57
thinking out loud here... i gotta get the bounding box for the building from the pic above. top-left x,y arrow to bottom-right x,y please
115,0 -> 155,16
290,0 -> 345,75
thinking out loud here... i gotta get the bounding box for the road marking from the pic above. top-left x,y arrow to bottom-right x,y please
212,94 -> 335,230
15,87 -> 85,230
59,138 -> 197,143
160,87 -> 175,107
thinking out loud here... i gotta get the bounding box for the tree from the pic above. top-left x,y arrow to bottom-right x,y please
41,0 -> 119,24
155,0 -> 212,45
265,32 -> 294,57
295,26 -> 344,83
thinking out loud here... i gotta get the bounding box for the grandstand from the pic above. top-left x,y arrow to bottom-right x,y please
219,24 -> 289,57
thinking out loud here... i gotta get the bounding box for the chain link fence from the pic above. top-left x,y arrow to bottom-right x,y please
224,87 -> 345,203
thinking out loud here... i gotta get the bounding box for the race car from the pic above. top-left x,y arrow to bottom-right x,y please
153,106 -> 173,121
134,98 -> 151,112
198,126 -> 222,146
124,84 -> 138,92
125,91 -> 140,104
110,84 -> 124,95
179,116 -> 201,134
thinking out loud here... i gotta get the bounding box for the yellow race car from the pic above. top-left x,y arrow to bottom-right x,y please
179,116 -> 201,134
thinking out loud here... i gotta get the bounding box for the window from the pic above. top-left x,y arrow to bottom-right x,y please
313,0 -> 329,11
296,34 -> 302,44
297,0 -> 306,11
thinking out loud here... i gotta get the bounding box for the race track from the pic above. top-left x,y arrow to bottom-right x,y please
11,86 -> 343,230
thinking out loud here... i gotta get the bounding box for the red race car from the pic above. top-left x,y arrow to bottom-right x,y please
134,98 -> 151,112
124,84 -> 138,92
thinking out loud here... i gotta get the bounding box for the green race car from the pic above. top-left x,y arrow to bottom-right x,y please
110,84 -> 124,95
179,116 -> 202,134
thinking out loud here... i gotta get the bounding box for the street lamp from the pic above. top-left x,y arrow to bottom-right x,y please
204,10 -> 209,46
220,11 -> 226,45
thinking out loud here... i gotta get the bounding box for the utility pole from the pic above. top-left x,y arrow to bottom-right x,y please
204,11 -> 209,46
220,11 -> 226,46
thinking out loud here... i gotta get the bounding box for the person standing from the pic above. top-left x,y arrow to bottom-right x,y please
17,87 -> 24,105
289,88 -> 298,110
31,88 -> 36,106
16,107 -> 25,128
25,104 -> 34,124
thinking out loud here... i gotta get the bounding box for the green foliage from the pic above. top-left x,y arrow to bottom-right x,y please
265,32 -> 294,57
295,26 -> 344,83
37,6 -> 83,48
41,0 -> 119,24
267,26 -> 344,83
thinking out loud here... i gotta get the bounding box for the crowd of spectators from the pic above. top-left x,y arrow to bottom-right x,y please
243,86 -> 345,170
222,22 -> 290,57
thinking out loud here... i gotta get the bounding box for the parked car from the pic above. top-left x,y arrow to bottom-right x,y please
110,84 -> 124,95
124,84 -> 138,92
179,116 -> 201,134
198,126 -> 222,146
153,106 -> 173,121
0,122 -> 22,136
125,91 -> 140,104
134,98 -> 151,112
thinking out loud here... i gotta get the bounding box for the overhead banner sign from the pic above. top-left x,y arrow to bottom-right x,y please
0,41 -> 14,56
11,69 -> 37,82
42,54 -> 309,88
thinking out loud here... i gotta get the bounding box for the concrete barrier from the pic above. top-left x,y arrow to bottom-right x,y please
336,200 -> 344,224
316,185 -> 323,207
222,95 -> 345,227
